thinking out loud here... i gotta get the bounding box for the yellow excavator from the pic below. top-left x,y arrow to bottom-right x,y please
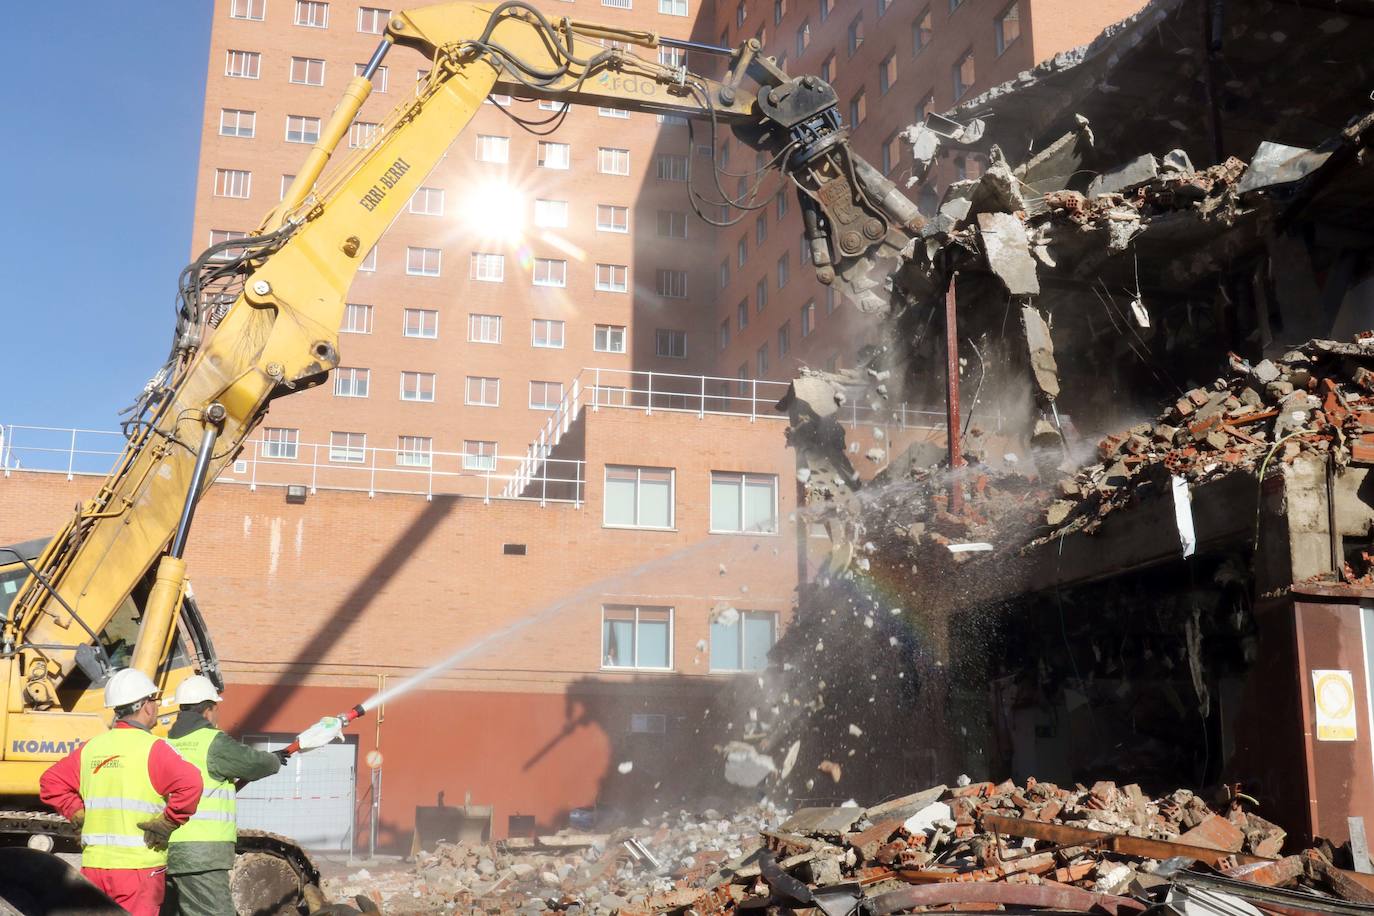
0,2 -> 919,910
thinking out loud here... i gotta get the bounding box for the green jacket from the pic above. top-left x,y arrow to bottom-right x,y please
165,709 -> 282,874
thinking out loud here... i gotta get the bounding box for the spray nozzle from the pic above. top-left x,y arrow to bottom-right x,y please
282,705 -> 368,758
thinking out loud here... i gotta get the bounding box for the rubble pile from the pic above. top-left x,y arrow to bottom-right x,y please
329,779 -> 1374,915
1044,336 -> 1374,539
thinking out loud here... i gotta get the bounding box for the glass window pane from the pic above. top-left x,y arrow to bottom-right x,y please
711,619 -> 741,670
711,474 -> 742,532
742,612 -> 775,670
637,609 -> 671,668
604,469 -> 638,526
604,617 -> 635,667
638,470 -> 672,528
743,475 -> 777,532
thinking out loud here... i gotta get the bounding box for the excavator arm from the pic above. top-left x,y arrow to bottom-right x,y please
1,0 -> 920,769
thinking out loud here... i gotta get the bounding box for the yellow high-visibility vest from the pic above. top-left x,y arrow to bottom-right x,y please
77,727 -> 168,869
168,727 -> 236,844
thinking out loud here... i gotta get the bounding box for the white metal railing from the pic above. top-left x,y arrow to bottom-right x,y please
0,424 -> 584,505
499,367 -> 967,499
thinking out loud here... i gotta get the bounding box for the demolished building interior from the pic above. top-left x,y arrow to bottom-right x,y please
771,0 -> 1374,853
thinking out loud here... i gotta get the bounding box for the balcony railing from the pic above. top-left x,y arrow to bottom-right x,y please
0,425 -> 584,505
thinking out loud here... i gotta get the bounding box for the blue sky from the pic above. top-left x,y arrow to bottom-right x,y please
0,4 -> 211,432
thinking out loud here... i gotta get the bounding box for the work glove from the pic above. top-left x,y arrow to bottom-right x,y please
69,808 -> 85,830
136,813 -> 178,851
273,748 -> 292,766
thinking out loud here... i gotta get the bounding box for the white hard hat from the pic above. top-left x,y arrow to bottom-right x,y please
104,668 -> 160,709
174,674 -> 223,706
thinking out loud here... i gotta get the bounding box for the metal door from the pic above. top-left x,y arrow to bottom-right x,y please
238,736 -> 356,852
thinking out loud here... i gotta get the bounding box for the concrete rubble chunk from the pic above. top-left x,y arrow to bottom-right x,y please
1088,153 -> 1159,197
780,806 -> 865,839
979,212 -> 1041,295
1020,305 -> 1061,400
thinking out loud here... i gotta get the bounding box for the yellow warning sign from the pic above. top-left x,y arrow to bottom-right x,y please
1312,669 -> 1357,742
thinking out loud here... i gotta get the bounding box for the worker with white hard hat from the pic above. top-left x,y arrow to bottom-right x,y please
38,667 -> 204,916
164,673 -> 284,916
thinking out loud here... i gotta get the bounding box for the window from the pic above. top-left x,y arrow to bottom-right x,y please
602,605 -> 672,669
655,329 -> 687,359
285,115 -> 320,144
711,610 -> 776,671
736,0 -> 747,27
595,324 -> 627,353
774,0 -> 787,22
534,199 -> 568,227
917,91 -> 935,125
778,320 -> 791,357
359,246 -> 377,271
280,175 -> 295,203
261,427 -> 299,460
656,269 -> 688,299
531,318 -> 565,348
953,48 -> 975,100
949,0 -> 963,9
477,134 -> 510,163
796,20 -> 811,56
409,187 -> 445,216
656,154 -> 689,182
357,6 -> 390,33
597,204 -> 629,233
219,108 -> 256,138
400,371 -> 436,402
737,238 -> 748,268
225,50 -> 261,79
341,303 -> 373,334
334,367 -> 370,398
604,466 -> 674,529
849,90 -> 866,127
209,229 -> 247,260
404,308 -> 439,339
757,342 -> 769,374
847,15 -> 864,56
596,264 -> 628,292
213,168 -> 251,199
468,313 -> 500,343
756,277 -> 768,312
231,0 -> 266,19
598,106 -> 630,119
356,62 -> 388,91
537,99 -> 567,112
819,0 -> 832,21
801,300 -> 815,337
737,299 -> 749,330
657,210 -> 688,239
883,132 -> 902,175
463,440 -> 497,471
880,52 -> 897,94
826,285 -> 838,314
529,380 -> 564,410
714,469 -> 780,532
407,246 -> 441,277
777,191 -> 789,220
465,376 -> 500,407
537,141 -> 570,169
954,156 -> 968,181
487,93 -> 511,106
719,318 -> 731,351
397,436 -> 432,467
719,259 -> 730,290
736,363 -> 749,393
469,252 -> 504,282
531,259 -> 566,288
914,7 -> 932,55
777,253 -> 790,288
329,431 -> 366,463
996,2 -> 1021,54
658,47 -> 686,71
603,0 -> 632,7
290,56 -> 325,86
598,147 -> 630,175
348,120 -> 378,148
755,215 -> 768,245
877,0 -> 892,15
660,0 -> 688,14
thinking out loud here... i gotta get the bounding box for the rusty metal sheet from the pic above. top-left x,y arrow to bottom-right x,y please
981,814 -> 1273,866
865,880 -> 1147,916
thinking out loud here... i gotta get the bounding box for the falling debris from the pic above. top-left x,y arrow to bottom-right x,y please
617,761 -> 634,775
